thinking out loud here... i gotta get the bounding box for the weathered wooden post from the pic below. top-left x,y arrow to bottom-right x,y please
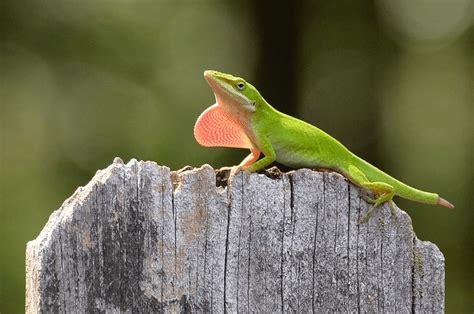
26,158 -> 444,313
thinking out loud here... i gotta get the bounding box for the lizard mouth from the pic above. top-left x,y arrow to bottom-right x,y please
204,71 -> 255,111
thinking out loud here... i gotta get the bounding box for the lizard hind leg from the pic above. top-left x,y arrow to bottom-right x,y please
346,165 -> 395,224
358,190 -> 395,224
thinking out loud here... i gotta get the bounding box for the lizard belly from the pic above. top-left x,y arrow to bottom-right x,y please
273,143 -> 328,169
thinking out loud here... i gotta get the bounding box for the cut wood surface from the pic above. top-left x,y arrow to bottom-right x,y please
26,158 -> 444,313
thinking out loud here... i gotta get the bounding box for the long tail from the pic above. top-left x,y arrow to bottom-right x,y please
353,157 -> 454,208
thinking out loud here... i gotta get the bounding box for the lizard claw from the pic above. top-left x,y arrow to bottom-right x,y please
358,206 -> 375,224
361,194 -> 377,204
230,165 -> 244,177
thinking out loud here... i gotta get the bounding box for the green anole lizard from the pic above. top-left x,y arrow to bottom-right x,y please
194,70 -> 453,222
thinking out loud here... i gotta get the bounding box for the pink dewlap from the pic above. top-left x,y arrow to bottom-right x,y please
194,104 -> 253,149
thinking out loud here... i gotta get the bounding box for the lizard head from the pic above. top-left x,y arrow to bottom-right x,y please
204,70 -> 261,114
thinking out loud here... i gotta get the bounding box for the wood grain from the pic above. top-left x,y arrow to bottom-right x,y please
26,158 -> 444,313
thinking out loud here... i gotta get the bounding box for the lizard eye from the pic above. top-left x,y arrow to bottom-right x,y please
236,82 -> 245,90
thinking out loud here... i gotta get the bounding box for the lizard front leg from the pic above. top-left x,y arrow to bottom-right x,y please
238,148 -> 261,168
244,135 -> 276,173
230,148 -> 261,177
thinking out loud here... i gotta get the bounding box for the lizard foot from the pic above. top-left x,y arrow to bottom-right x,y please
358,191 -> 395,224
361,194 -> 376,204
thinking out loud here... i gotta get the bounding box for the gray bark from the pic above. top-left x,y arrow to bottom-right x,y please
26,158 -> 444,313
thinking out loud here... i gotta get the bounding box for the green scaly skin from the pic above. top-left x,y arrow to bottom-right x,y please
196,70 -> 454,222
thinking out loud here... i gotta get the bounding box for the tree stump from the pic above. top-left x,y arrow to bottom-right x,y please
26,158 -> 444,313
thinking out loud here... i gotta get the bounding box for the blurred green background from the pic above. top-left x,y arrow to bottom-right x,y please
1,0 -> 473,312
